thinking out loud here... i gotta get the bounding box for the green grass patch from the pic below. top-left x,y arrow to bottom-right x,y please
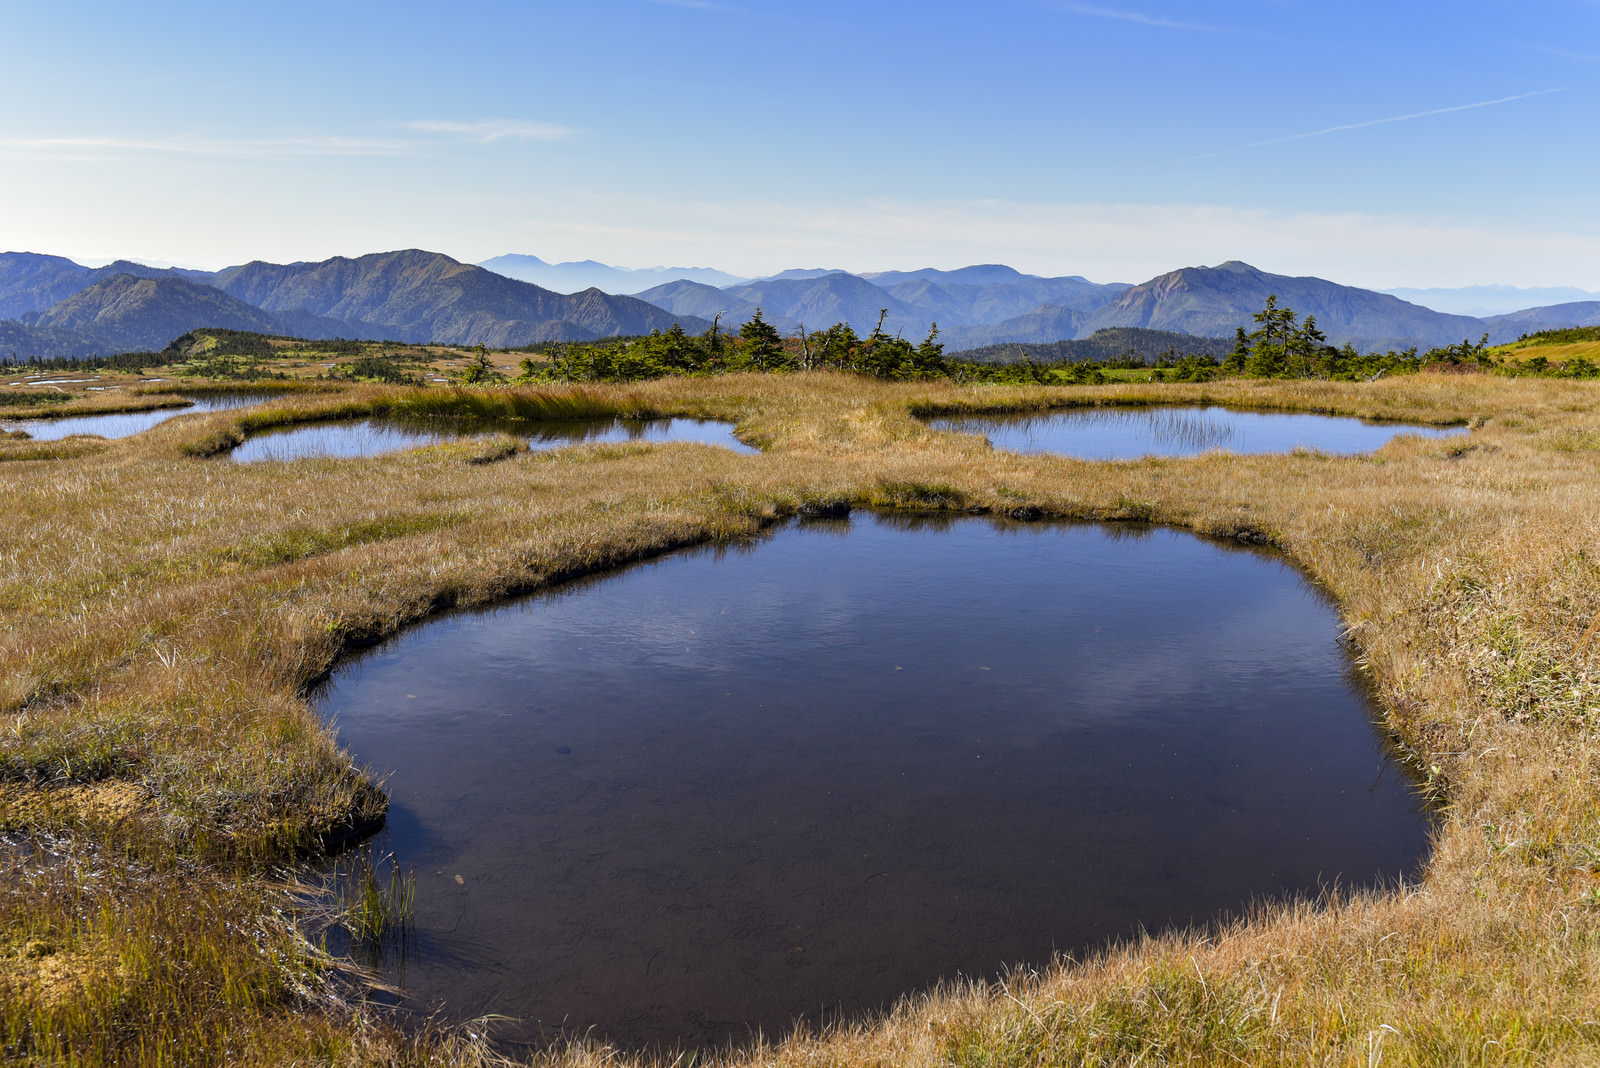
210,512 -> 467,569
0,391 -> 72,409
874,479 -> 968,509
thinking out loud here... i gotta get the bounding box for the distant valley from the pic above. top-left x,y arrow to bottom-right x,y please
3,248 -> 1600,361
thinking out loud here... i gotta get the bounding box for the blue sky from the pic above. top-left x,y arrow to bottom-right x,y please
2,0 -> 1597,288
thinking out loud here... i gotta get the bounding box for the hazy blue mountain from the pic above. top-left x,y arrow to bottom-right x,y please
0,253 -> 95,319
645,263 -> 1130,344
1481,301 -> 1600,338
864,264 -> 1038,287
0,318 -> 106,361
631,280 -> 766,329
755,268 -> 847,282
1383,284 -> 1600,318
720,273 -> 932,337
479,253 -> 746,295
0,253 -> 224,320
882,275 -> 1126,325
1078,261 -> 1489,351
214,249 -> 708,346
641,274 -> 914,336
90,259 -> 219,286
940,305 -> 1089,350
27,274 -> 384,353
950,327 -> 1228,364
866,265 -> 1128,313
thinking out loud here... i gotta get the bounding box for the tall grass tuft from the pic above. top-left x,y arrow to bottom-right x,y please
333,848 -> 416,951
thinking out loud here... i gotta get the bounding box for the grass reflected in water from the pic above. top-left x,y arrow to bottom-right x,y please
229,416 -> 755,462
930,405 -> 1467,459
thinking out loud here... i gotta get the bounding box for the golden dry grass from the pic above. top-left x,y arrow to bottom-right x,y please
3,371 -> 1600,1065
1491,339 -> 1600,367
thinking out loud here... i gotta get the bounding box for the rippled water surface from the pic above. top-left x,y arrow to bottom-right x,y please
229,416 -> 755,462
2,392 -> 271,440
318,512 -> 1430,1050
929,406 -> 1467,459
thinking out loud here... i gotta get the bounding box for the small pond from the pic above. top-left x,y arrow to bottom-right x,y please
928,406 -> 1467,459
229,416 -> 755,462
2,393 -> 273,441
317,512 -> 1431,1051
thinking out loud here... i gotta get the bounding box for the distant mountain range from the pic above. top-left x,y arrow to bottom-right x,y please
1079,262 -> 1600,350
956,328 -> 1231,365
1380,283 -> 1600,318
1076,260 -> 1485,352
629,259 -> 1600,353
631,265 -> 1126,350
0,250 -> 710,358
3,248 -> 1599,362
30,274 -> 380,352
478,254 -> 747,294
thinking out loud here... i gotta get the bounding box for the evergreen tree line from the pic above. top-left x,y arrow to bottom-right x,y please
4,302 -> 1596,384
523,298 -> 1577,385
521,309 -> 950,384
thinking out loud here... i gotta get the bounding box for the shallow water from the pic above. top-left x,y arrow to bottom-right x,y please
1,393 -> 271,441
929,406 -> 1467,459
229,416 -> 755,462
318,512 -> 1431,1051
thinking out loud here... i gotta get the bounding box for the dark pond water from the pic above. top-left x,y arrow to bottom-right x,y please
1,393 -> 272,441
229,416 -> 755,462
317,512 -> 1430,1052
928,406 -> 1468,459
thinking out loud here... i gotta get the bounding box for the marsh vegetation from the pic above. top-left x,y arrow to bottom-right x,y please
2,364 -> 1600,1065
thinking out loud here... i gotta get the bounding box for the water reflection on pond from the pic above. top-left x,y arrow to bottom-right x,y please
2,393 -> 272,441
317,512 -> 1430,1051
229,416 -> 755,462
928,406 -> 1467,459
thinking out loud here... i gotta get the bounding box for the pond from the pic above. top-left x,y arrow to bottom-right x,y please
1,393 -> 273,441
228,416 -> 756,462
927,406 -> 1468,459
316,511 -> 1431,1052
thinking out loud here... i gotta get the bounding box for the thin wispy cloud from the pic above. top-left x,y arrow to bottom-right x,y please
0,121 -> 577,161
408,119 -> 577,143
0,135 -> 409,159
1054,2 -> 1230,32
1175,89 -> 1566,163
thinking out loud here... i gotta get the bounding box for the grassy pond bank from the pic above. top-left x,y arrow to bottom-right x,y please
319,511 -> 1429,1050
4,372 -> 1600,1065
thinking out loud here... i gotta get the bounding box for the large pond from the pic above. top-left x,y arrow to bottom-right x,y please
2,393 -> 272,441
229,416 -> 755,462
928,406 -> 1468,459
317,512 -> 1430,1051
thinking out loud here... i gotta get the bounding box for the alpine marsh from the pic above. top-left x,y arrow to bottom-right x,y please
4,370 -> 1599,1065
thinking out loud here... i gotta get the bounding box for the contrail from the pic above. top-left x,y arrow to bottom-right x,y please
1173,88 -> 1564,163
1246,88 -> 1566,148
1055,1 -> 1227,32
